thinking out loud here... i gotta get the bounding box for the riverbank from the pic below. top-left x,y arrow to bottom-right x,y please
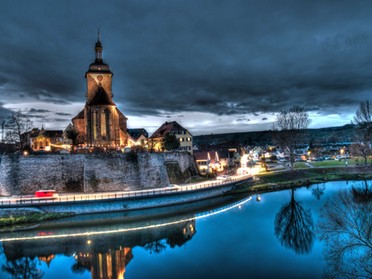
243,166 -> 372,193
1,166 -> 371,227
0,211 -> 75,227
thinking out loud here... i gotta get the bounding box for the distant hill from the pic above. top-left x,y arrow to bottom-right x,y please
193,124 -> 357,150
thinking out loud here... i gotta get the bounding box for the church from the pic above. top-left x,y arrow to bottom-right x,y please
72,35 -> 128,148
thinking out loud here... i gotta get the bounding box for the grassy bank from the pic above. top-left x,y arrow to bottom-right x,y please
0,211 -> 75,227
248,166 -> 372,193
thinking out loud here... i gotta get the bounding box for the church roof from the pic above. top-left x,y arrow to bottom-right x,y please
44,130 -> 63,138
85,37 -> 112,76
86,62 -> 112,74
88,86 -> 115,106
127,128 -> 148,140
72,109 -> 84,120
116,108 -> 128,120
150,121 -> 191,138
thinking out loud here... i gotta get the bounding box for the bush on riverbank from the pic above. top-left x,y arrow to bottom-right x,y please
251,166 -> 372,192
0,211 -> 75,227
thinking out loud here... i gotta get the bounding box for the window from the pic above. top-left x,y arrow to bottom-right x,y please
93,110 -> 97,140
101,110 -> 106,137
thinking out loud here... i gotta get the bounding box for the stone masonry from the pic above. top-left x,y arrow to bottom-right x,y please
0,152 -> 197,196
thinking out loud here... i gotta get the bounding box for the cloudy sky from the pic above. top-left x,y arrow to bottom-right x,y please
1,0 -> 371,135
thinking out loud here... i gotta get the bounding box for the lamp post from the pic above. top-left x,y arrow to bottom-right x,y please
340,147 -> 347,167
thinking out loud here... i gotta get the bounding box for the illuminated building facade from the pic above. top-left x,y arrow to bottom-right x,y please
193,151 -> 225,175
150,121 -> 193,154
21,127 -> 67,152
72,35 -> 128,148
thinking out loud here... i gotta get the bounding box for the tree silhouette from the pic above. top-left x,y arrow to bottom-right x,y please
144,240 -> 167,254
4,110 -> 33,149
274,189 -> 314,254
311,184 -> 326,200
318,187 -> 372,279
273,106 -> 311,170
71,256 -> 91,274
2,257 -> 43,279
65,127 -> 79,147
352,100 -> 372,166
351,180 -> 372,204
164,133 -> 180,151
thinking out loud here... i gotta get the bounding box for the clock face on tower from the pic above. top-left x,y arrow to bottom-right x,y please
97,75 -> 103,81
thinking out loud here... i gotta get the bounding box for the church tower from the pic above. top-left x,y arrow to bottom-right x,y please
85,31 -> 113,104
72,32 -> 128,148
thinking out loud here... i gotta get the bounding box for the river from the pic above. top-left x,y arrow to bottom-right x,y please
0,180 -> 370,279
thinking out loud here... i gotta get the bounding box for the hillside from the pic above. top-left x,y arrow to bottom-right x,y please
193,124 -> 356,150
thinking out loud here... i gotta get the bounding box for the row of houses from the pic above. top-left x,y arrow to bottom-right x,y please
19,121 -> 248,176
20,121 -> 194,154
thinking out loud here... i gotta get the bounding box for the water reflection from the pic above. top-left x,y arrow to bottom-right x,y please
274,188 -> 315,254
1,253 -> 43,279
310,183 -> 325,200
318,181 -> 372,278
0,194 -> 251,279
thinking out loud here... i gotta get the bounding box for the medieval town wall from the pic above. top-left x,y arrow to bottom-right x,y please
0,152 -> 197,196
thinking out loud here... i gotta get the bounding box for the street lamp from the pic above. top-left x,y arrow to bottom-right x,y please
340,147 -> 347,166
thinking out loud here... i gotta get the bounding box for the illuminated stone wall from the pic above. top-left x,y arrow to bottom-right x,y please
0,152 -> 197,196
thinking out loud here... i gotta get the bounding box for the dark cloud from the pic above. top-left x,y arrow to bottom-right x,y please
1,0 -> 372,132
55,112 -> 72,116
29,109 -> 50,113
50,118 -> 71,122
28,114 -> 46,119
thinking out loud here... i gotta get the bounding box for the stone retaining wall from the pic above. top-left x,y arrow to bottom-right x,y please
0,152 -> 197,196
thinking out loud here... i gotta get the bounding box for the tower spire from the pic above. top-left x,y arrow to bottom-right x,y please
95,29 -> 103,63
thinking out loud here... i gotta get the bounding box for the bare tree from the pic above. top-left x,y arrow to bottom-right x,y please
318,185 -> 372,279
311,184 -> 326,200
147,137 -> 160,152
354,100 -> 372,129
274,188 -> 315,254
4,110 -> 33,149
2,257 -> 44,278
350,142 -> 371,166
351,180 -> 372,204
353,100 -> 372,166
144,240 -> 167,254
273,106 -> 311,170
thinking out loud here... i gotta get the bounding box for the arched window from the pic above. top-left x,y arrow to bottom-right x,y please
93,109 -> 98,140
101,109 -> 106,138
105,109 -> 110,140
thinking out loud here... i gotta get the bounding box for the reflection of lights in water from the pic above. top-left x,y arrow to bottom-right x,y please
87,240 -> 92,245
1,196 -> 252,242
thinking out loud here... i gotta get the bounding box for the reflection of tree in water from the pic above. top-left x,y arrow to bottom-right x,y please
351,180 -> 372,204
71,256 -> 91,274
318,183 -> 372,279
144,240 -> 167,254
275,188 -> 314,254
311,184 -> 325,200
2,257 -> 44,279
